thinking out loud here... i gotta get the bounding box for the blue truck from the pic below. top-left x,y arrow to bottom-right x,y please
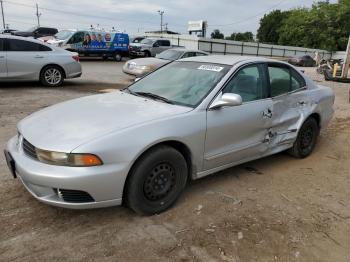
42,29 -> 130,61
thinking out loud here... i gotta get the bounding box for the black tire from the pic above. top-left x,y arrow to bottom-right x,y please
40,65 -> 64,87
288,117 -> 319,158
113,52 -> 122,62
144,51 -> 151,57
125,146 -> 188,215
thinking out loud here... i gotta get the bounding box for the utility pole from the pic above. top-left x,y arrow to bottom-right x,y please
36,3 -> 41,27
0,0 -> 5,30
158,10 -> 164,33
341,34 -> 350,79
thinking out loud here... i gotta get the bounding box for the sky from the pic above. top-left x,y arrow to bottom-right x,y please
1,0 -> 338,36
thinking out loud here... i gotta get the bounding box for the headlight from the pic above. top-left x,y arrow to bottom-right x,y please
135,65 -> 153,71
36,148 -> 103,167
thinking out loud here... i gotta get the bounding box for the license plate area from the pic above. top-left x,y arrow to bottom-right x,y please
4,150 -> 17,178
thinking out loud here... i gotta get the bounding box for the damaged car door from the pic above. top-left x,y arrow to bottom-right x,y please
267,63 -> 310,149
204,63 -> 273,171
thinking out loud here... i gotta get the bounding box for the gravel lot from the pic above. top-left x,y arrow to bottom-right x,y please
0,61 -> 350,262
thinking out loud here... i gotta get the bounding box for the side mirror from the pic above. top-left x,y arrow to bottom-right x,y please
153,43 -> 159,47
209,93 -> 242,109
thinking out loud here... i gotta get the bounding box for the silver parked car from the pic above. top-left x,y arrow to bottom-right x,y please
0,35 -> 82,87
123,48 -> 208,77
5,56 -> 334,215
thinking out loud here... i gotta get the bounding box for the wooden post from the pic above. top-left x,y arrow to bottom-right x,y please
341,35 -> 350,78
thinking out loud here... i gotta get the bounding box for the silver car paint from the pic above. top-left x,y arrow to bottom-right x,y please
0,35 -> 82,81
5,55 -> 334,209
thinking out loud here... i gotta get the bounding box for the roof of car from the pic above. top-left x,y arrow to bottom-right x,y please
178,55 -> 278,66
0,34 -> 61,50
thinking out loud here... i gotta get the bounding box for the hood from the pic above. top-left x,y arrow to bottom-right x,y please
47,39 -> 65,45
18,91 -> 192,152
130,43 -> 151,48
128,57 -> 169,66
39,36 -> 56,43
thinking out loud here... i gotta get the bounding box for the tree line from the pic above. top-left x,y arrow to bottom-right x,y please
211,0 -> 349,51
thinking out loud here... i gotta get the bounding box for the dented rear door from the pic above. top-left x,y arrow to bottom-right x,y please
267,63 -> 311,148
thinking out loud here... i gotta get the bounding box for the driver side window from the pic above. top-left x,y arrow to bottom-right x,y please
69,32 -> 85,44
223,64 -> 267,103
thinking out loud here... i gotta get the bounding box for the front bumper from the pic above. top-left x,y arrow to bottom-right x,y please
5,135 -> 128,209
129,50 -> 146,57
65,62 -> 83,79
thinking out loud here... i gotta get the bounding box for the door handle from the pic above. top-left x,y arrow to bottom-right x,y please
298,101 -> 306,106
0,56 -> 5,59
34,55 -> 44,59
262,108 -> 273,119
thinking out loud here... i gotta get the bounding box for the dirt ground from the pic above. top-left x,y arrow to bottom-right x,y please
0,62 -> 350,262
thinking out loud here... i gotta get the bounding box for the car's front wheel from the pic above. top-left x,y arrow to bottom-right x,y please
288,117 -> 319,158
125,146 -> 188,215
40,65 -> 64,87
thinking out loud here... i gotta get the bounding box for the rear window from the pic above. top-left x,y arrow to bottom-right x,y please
7,39 -> 52,52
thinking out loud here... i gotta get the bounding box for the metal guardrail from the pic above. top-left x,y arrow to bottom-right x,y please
198,39 -> 331,59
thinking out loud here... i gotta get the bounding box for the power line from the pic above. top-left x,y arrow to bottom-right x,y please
35,3 -> 41,27
3,0 -> 163,27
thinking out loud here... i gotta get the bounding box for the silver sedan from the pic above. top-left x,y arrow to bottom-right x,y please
123,48 -> 208,77
0,35 -> 82,87
5,56 -> 334,215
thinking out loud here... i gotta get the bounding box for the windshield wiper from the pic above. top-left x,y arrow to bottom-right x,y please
135,92 -> 174,104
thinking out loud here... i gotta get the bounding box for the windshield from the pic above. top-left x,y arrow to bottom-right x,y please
140,38 -> 154,45
156,50 -> 183,61
55,30 -> 74,40
128,62 -> 230,107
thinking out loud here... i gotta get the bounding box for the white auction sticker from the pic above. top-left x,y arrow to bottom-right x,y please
197,65 -> 224,72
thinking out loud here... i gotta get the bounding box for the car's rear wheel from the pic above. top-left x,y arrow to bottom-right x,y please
288,117 -> 319,158
114,52 -> 122,62
144,51 -> 151,57
40,65 -> 64,87
125,146 -> 188,215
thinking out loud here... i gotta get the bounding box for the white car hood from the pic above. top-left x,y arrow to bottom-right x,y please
47,39 -> 64,45
18,91 -> 192,152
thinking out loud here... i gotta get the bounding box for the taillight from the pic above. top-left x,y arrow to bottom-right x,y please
72,55 -> 80,62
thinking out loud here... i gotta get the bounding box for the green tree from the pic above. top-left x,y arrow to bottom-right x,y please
257,1 -> 350,51
257,10 -> 289,43
278,3 -> 340,51
226,32 -> 254,42
211,29 -> 224,39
